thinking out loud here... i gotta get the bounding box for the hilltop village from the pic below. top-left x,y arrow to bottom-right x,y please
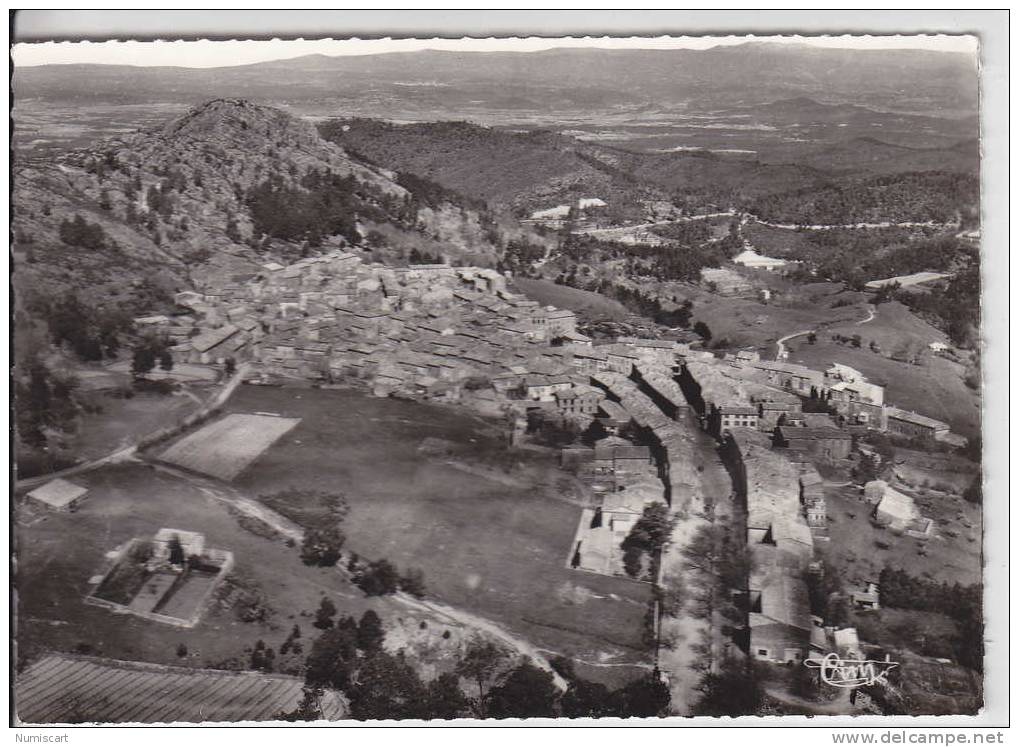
155,248 -> 965,451
11,37 -> 988,723
122,249 -> 975,701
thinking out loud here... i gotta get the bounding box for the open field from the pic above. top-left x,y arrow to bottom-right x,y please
513,278 -> 631,321
16,653 -> 345,723
16,386 -> 208,481
228,385 -> 653,668
159,413 -> 301,481
15,462 -> 407,674
684,289 -> 866,351
73,390 -> 206,460
822,484 -> 981,587
822,301 -> 950,356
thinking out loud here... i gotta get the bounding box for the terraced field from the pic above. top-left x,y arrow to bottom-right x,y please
16,654 -> 345,723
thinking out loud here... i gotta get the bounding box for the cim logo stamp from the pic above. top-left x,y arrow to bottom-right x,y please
805,653 -> 900,688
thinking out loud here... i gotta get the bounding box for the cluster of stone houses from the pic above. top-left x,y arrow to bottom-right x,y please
590,367 -> 699,512
148,252 -> 615,408
148,247 -> 961,450
677,352 -> 963,448
563,359 -> 698,577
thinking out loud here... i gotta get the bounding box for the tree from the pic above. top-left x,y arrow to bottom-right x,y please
23,359 -> 51,439
348,652 -> 427,720
805,556 -> 849,626
398,568 -> 427,598
561,678 -> 617,718
58,214 -> 108,250
356,610 -> 385,654
250,640 -> 275,672
313,597 -> 337,630
300,525 -> 345,567
854,451 -> 883,484
486,662 -> 559,719
455,637 -> 510,717
612,671 -> 671,717
354,559 -> 400,596
692,321 -> 712,342
621,503 -> 676,580
277,686 -> 324,722
425,672 -> 469,720
305,625 -> 360,690
167,535 -> 186,566
131,345 -> 157,380
694,657 -> 760,717
226,216 -> 242,243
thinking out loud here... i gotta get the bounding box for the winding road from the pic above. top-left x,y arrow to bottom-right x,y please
857,304 -> 877,325
773,304 -> 877,361
774,329 -> 815,361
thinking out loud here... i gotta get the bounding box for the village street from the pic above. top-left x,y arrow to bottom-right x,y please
658,407 -> 735,715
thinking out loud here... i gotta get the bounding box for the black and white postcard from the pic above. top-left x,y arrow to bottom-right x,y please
8,10 -> 1008,732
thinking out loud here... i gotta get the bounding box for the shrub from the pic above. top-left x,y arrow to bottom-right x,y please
354,559 -> 400,597
399,568 -> 427,599
300,526 -> 345,567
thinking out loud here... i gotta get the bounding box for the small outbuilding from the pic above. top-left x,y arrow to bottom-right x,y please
873,487 -> 920,532
152,528 -> 207,564
26,478 -> 88,512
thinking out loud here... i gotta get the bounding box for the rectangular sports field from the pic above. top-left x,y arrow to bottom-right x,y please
159,413 -> 300,481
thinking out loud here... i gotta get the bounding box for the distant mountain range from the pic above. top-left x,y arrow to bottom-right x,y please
15,42 -> 978,116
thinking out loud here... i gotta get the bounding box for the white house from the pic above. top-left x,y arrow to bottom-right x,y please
732,248 -> 788,271
26,478 -> 88,512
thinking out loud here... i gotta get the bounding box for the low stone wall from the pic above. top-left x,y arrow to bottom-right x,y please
84,549 -> 234,629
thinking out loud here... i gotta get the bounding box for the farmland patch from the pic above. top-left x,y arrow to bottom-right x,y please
158,413 -> 300,481
226,384 -> 654,667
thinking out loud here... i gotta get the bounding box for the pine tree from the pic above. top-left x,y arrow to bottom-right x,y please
313,597 -> 337,629
356,609 -> 385,654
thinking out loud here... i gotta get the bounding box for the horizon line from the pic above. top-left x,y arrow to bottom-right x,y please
12,34 -> 978,70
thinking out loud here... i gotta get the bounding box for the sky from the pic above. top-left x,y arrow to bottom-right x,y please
12,34 -> 979,69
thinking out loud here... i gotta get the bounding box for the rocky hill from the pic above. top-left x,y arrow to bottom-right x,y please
321,118 -> 662,216
12,99 -> 509,317
320,116 -> 978,221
